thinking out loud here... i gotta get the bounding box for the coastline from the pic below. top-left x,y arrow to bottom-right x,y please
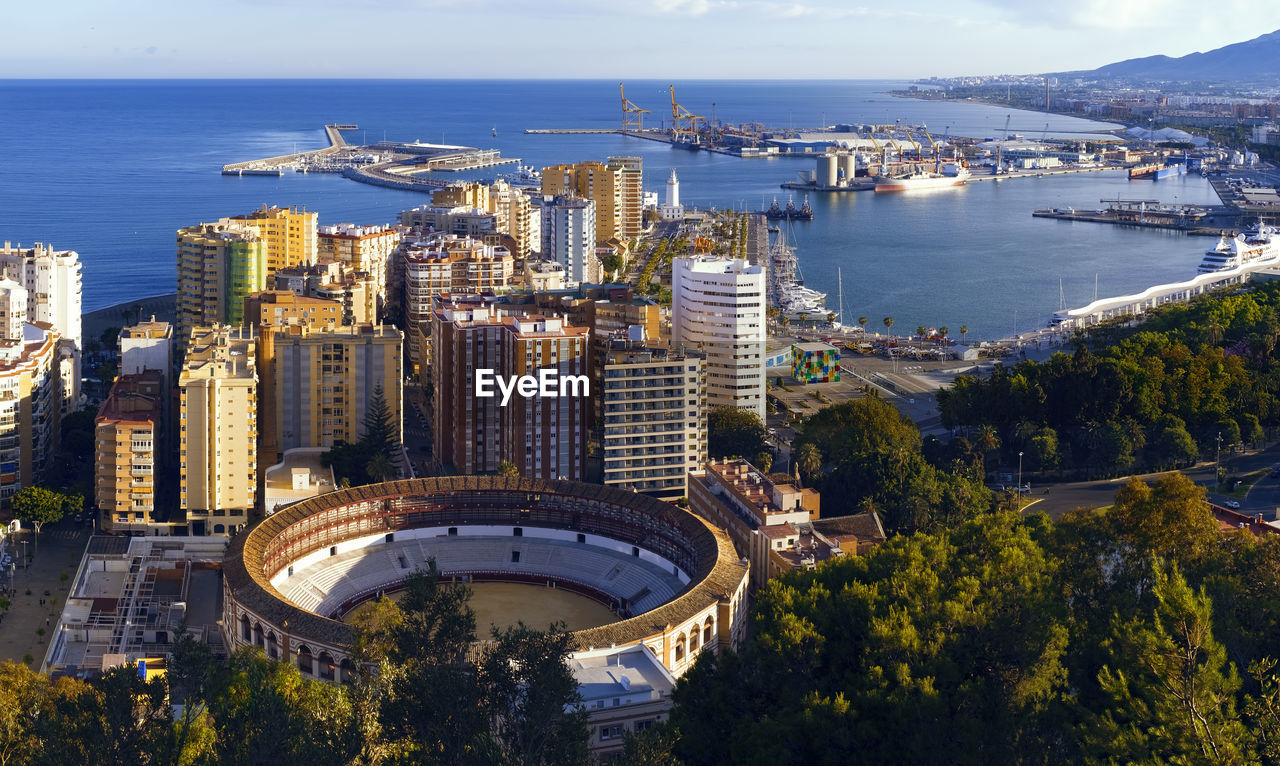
886,90 -> 1131,135
82,293 -> 175,342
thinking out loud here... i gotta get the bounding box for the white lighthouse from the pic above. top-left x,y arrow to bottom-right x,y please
661,169 -> 683,220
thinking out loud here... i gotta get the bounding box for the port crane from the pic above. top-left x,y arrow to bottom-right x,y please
620,83 -> 651,131
669,85 -> 704,141
920,125 -> 939,156
1002,114 -> 1012,140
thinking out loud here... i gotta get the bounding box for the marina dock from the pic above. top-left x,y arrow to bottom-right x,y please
1032,199 -> 1238,233
222,125 -> 521,190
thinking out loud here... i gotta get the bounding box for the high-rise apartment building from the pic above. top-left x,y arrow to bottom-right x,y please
95,372 -> 164,532
317,223 -> 400,314
606,156 -> 644,240
402,235 -> 514,375
537,196 -> 598,285
0,242 -> 83,412
255,323 -> 403,469
491,180 -> 536,259
224,205 -> 317,273
432,302 -> 588,480
601,329 -> 706,500
0,323 -> 60,503
671,257 -> 767,422
179,326 -> 257,537
0,279 -> 28,341
542,162 -> 625,243
400,205 -> 499,239
176,223 -> 266,341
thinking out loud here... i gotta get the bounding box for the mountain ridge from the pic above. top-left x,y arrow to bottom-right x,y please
1063,29 -> 1280,80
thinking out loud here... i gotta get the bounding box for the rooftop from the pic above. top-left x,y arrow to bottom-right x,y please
570,644 -> 676,705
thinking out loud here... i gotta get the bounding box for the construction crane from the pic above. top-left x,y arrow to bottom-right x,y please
620,83 -> 650,132
669,85 -> 704,142
1002,114 -> 1012,140
1040,122 -> 1050,143
920,125 -> 938,155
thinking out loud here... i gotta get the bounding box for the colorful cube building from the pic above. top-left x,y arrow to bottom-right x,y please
791,342 -> 840,383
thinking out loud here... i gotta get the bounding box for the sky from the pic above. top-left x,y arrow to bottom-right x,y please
5,0 -> 1280,79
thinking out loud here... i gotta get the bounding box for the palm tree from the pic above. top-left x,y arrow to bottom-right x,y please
960,325 -> 969,346
938,326 -> 949,344
858,316 -> 868,331
826,312 -> 837,326
365,453 -> 394,483
795,442 -> 822,483
916,325 -> 928,341
883,316 -> 894,338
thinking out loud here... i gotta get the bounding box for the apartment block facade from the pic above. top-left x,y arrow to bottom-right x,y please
95,372 -> 163,531
176,223 -> 266,341
224,205 -> 317,273
0,323 -> 61,503
179,326 -> 257,537
600,331 -> 706,500
256,323 -> 403,469
671,257 -> 767,422
432,303 -> 588,480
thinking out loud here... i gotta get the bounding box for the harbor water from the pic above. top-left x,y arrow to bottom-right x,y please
0,79 -> 1221,339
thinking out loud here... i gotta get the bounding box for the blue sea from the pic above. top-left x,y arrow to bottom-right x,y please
0,79 -> 1221,340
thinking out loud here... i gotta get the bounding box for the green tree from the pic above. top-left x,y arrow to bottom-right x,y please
376,565 -> 485,763
38,665 -> 174,766
960,324 -> 969,345
204,649 -> 359,766
672,512 -> 1069,764
883,316 -> 894,338
0,661 -> 52,766
753,450 -> 773,473
795,396 -> 921,462
476,622 -> 589,766
496,460 -> 520,478
1110,473 -> 1220,571
708,406 -> 767,460
794,442 -> 822,484
858,316 -> 868,331
1084,562 -> 1253,765
11,487 -> 66,557
365,452 -> 394,484
360,383 -> 397,459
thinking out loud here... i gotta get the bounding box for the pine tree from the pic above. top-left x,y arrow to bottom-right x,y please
359,384 -> 396,459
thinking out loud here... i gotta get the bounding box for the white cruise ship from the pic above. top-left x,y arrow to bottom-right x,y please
1197,224 -> 1280,273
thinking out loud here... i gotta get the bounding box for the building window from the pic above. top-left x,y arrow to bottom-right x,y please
600,726 -> 622,741
511,550 -> 520,563
513,527 -> 523,537
577,533 -> 586,544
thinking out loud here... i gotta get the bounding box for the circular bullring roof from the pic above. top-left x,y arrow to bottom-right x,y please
223,476 -> 748,652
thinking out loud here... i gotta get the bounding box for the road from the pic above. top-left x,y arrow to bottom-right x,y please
1029,443 -> 1280,519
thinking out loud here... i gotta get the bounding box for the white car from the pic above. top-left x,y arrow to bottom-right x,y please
1225,500 -> 1241,509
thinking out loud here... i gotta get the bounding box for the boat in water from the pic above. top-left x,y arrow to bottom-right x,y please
495,164 -> 542,187
1197,223 -> 1280,273
764,196 -> 814,221
874,167 -> 970,193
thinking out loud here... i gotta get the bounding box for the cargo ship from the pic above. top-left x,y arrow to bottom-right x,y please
764,196 -> 814,221
1128,162 -> 1161,179
1129,161 -> 1187,180
873,167 -> 970,193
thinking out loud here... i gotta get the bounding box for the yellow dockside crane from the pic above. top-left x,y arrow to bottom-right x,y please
620,83 -> 650,132
669,85 -> 704,142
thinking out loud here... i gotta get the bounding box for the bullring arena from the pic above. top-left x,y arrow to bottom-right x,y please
222,477 -> 750,681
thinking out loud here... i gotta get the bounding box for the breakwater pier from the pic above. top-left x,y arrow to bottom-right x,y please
222,125 -> 520,188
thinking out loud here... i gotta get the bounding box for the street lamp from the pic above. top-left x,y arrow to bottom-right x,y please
1215,431 -> 1223,488
1018,451 -> 1024,496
